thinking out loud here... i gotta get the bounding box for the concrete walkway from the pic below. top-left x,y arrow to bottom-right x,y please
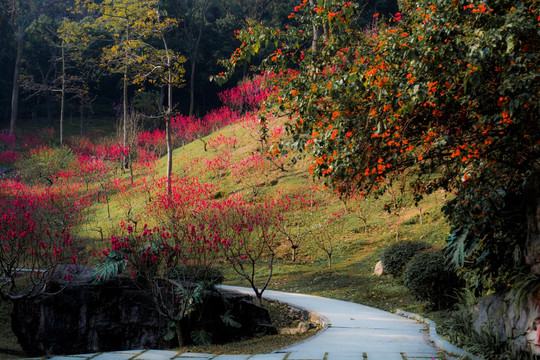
32,286 -> 446,360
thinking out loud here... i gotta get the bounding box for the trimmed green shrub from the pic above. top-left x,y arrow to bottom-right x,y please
381,240 -> 431,277
404,249 -> 463,309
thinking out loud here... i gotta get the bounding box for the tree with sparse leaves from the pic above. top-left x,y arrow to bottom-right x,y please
74,0 -> 186,193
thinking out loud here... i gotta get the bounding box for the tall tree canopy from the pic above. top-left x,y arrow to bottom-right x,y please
217,0 -> 540,292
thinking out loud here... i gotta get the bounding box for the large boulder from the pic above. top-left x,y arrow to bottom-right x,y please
473,289 -> 540,356
11,265 -> 276,356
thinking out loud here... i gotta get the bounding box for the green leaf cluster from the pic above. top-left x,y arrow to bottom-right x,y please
219,0 -> 539,292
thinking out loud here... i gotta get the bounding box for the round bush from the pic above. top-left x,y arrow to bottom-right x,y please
381,240 -> 431,277
404,249 -> 463,309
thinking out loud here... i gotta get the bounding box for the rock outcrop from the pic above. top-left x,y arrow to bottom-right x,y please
473,289 -> 540,356
11,266 -> 276,356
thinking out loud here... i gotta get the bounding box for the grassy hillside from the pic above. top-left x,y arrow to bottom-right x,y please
0,112 -> 451,358
78,112 -> 450,314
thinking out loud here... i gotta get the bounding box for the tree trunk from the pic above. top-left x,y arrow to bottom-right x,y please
188,1 -> 207,118
327,253 -> 332,271
60,41 -> 66,145
242,61 -> 248,80
189,59 -> 196,117
123,66 -> 128,146
175,321 -> 184,346
166,115 -> 173,198
166,55 -> 173,199
46,96 -> 53,127
79,105 -> 84,136
309,0 -> 322,53
122,24 -> 129,169
9,32 -> 24,136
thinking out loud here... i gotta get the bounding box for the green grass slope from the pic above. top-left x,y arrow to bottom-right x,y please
81,113 -> 450,314
0,113 -> 451,358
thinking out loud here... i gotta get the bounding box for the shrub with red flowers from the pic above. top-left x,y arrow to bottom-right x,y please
207,134 -> 238,151
148,175 -> 218,234
171,114 -> 209,145
137,129 -> 167,156
0,131 -> 19,168
94,222 -> 221,346
0,180 -> 88,299
218,74 -> 274,113
211,197 -> 279,305
231,152 -> 272,197
0,150 -> 20,167
171,75 -> 274,147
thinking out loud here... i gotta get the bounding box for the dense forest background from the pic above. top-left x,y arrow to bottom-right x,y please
0,0 -> 397,133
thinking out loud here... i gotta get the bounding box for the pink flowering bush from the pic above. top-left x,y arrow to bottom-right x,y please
0,150 -> 20,166
218,74 -> 274,112
0,180 -> 89,299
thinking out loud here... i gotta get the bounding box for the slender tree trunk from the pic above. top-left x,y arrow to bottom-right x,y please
123,66 -> 128,147
189,59 -> 196,118
163,34 -> 173,199
80,106 -> 84,136
188,0 -> 207,118
9,32 -> 24,136
122,65 -> 129,170
328,253 -> 332,271
309,0 -> 322,52
166,81 -> 173,198
175,321 -> 184,346
46,96 -> 53,126
242,62 -> 248,80
60,41 -> 66,145
122,25 -> 129,169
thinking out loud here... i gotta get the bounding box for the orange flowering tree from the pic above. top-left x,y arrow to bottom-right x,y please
217,0 -> 539,292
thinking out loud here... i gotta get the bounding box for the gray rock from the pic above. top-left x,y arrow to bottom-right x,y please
374,261 -> 384,276
473,289 -> 540,355
279,321 -> 314,335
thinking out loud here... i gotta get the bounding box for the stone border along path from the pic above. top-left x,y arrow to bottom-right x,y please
27,285 -> 473,360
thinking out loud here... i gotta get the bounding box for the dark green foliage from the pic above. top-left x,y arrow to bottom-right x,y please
191,329 -> 212,346
444,171 -> 534,294
381,240 -> 431,277
403,249 -> 462,309
169,265 -> 224,285
220,309 -> 242,329
92,251 -> 127,283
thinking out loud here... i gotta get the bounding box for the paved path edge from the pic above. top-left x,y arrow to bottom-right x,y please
218,285 -> 333,353
395,308 -> 480,360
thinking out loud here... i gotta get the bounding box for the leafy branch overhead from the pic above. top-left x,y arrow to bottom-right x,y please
217,0 -> 539,291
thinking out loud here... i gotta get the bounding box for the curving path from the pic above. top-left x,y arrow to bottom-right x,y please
32,286 -> 445,360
